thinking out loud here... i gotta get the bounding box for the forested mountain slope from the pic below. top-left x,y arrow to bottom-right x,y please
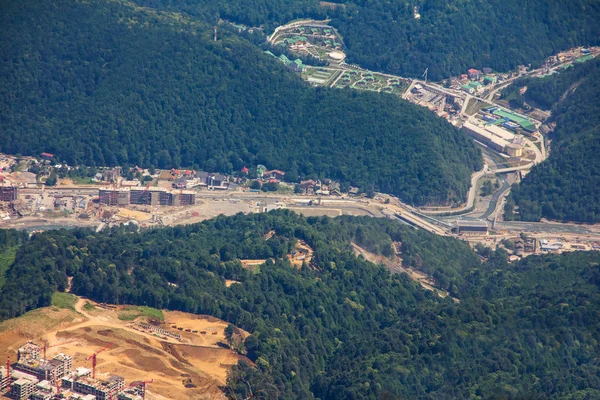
500,59 -> 600,110
328,0 -> 600,80
1,212 -> 599,398
0,0 -> 481,205
505,59 -> 600,223
127,0 -> 600,81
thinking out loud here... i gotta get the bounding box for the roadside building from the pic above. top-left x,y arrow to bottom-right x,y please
483,75 -> 496,85
454,220 -> 488,235
469,81 -> 483,92
263,170 -> 286,181
299,180 -> 316,195
462,121 -> 523,156
172,177 -> 187,189
461,84 -> 474,94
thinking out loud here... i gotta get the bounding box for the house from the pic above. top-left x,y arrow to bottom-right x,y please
172,177 -> 187,189
102,167 -> 121,182
348,187 -> 360,196
467,68 -> 481,80
299,180 -> 316,195
195,171 -> 210,184
241,166 -> 249,174
263,170 -> 286,181
460,74 -> 468,81
40,152 -> 54,160
211,173 -> 227,188
196,171 -> 228,188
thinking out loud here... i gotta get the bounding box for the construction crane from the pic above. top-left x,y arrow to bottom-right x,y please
42,340 -> 77,360
129,379 -> 154,399
86,343 -> 112,379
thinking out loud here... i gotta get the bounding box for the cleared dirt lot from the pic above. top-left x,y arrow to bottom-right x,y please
0,298 -> 251,399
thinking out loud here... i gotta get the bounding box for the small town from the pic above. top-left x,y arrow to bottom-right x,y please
2,1 -> 600,399
1,22 -> 599,262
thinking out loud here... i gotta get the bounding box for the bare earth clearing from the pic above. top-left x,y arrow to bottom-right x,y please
0,298 -> 251,399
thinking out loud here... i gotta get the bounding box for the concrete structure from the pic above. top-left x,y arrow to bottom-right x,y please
0,185 -> 18,202
13,358 -> 66,382
462,121 -> 524,157
68,394 -> 97,400
100,188 -> 196,207
99,189 -> 129,206
102,167 -> 121,182
454,220 -> 488,235
484,106 -> 537,132
328,51 -> 345,61
118,388 -> 144,400
30,380 -> 55,400
10,378 -> 35,399
64,374 -> 124,400
17,341 -> 41,361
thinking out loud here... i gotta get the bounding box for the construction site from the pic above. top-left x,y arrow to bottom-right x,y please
0,297 -> 251,400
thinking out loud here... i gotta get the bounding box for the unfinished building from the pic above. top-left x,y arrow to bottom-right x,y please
98,189 -> 129,206
0,185 -> 18,202
10,377 -> 35,400
13,342 -> 72,382
72,375 -> 124,400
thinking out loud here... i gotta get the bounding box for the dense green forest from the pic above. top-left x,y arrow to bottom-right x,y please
500,59 -> 600,110
127,0 -> 600,81
505,59 -> 600,223
0,0 -> 481,205
327,0 -> 600,80
1,213 -> 599,398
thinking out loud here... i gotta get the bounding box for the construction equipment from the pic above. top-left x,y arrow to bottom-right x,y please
42,340 -> 77,360
129,379 -> 154,400
86,343 -> 113,379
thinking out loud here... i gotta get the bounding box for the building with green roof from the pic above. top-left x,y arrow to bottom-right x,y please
279,54 -> 291,64
492,109 -> 536,132
461,84 -> 474,93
